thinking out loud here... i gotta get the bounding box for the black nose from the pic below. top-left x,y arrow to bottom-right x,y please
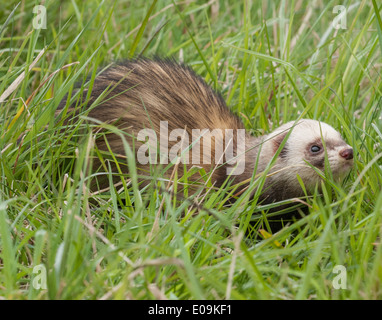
339,148 -> 353,160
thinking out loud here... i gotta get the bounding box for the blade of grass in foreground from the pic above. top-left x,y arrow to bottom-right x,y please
0,199 -> 17,294
372,0 -> 382,56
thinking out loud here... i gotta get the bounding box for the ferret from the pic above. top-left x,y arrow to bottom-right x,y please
57,58 -> 353,209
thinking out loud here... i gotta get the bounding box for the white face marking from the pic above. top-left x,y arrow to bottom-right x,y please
265,119 -> 353,189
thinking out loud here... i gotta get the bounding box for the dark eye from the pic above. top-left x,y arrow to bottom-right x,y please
310,145 -> 321,153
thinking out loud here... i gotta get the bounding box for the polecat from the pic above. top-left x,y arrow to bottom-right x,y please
57,58 -> 353,208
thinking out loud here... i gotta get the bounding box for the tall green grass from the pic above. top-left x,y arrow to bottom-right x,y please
0,0 -> 381,299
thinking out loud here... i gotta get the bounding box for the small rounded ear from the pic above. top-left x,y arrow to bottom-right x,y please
271,131 -> 288,156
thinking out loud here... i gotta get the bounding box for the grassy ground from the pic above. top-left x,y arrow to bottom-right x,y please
0,0 -> 382,300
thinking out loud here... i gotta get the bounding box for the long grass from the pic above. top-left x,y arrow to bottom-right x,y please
0,0 -> 382,300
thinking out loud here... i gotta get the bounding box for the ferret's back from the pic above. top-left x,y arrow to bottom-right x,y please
57,59 -> 249,189
79,59 -> 244,135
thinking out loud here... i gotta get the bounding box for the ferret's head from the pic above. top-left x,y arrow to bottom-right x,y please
267,119 -> 353,190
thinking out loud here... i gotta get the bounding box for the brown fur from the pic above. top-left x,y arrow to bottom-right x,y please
57,58 -> 353,206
